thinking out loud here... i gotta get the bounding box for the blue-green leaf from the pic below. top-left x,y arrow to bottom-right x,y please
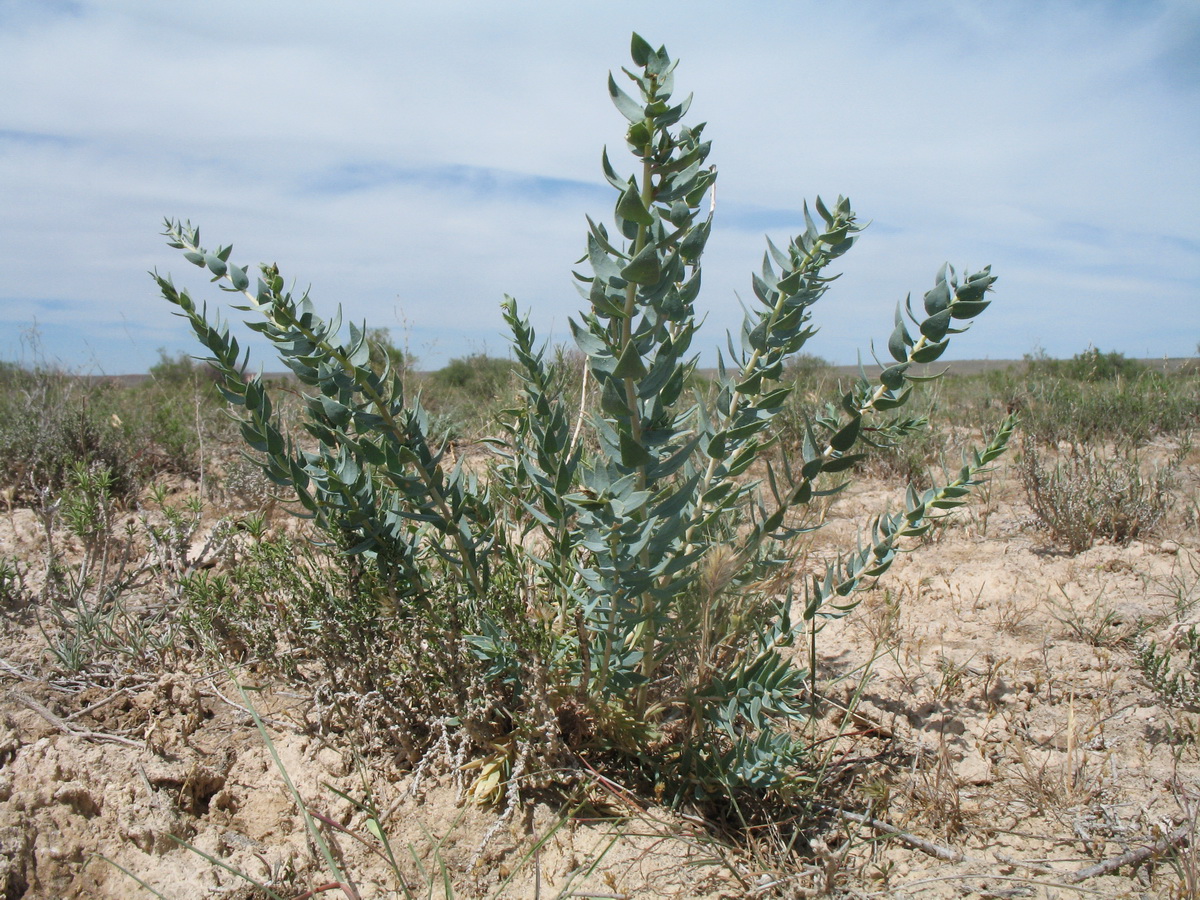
621,243 -> 661,284
613,340 -> 647,379
923,274 -> 952,316
608,73 -> 644,124
830,416 -> 861,452
204,253 -> 227,277
228,263 -> 249,292
616,182 -> 654,226
910,338 -> 949,364
920,308 -> 953,342
949,299 -> 991,320
879,363 -> 909,390
630,33 -> 654,66
888,320 -> 911,363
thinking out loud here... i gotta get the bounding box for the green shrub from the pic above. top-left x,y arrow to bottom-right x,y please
136,349 -> 243,479
33,461 -> 180,675
429,353 -> 517,395
859,417 -> 947,491
180,530 -> 479,757
0,557 -> 31,612
782,353 -> 835,404
0,353 -> 234,501
154,34 -> 1012,805
421,353 -> 520,439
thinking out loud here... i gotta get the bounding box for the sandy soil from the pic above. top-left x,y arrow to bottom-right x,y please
0,439 -> 1197,899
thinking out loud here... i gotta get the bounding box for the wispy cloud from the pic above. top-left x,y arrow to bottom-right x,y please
300,161 -> 608,205
0,0 -> 1196,372
0,129 -> 81,148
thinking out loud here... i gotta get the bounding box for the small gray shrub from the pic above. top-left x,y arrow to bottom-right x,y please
1020,435 -> 1176,554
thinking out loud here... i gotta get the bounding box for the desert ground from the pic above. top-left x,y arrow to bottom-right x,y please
0,359 -> 1197,899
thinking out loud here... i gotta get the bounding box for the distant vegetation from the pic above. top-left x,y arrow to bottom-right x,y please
1,346 -> 1194,510
1025,345 -> 1153,382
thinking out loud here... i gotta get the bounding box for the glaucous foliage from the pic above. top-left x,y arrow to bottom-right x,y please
155,34 -> 1013,803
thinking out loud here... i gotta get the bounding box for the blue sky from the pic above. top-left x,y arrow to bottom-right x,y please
1,0 -> 1197,373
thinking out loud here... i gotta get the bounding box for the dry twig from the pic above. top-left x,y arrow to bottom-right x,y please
823,805 -> 977,864
1064,823 -> 1191,884
7,689 -> 142,748
65,688 -> 128,721
827,802 -> 1192,888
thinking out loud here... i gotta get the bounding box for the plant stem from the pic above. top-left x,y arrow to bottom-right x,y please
629,151 -> 657,715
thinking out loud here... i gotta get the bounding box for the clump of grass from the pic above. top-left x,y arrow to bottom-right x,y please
1048,586 -> 1134,648
787,352 -> 836,392
0,557 -> 31,613
775,354 -> 836,448
778,367 -> 953,490
34,462 -> 166,677
1027,345 -> 1149,383
858,417 -> 949,491
179,529 -> 493,760
145,348 -> 223,387
1138,549 -> 1200,711
132,350 -> 231,479
212,454 -> 278,511
26,457 -> 239,679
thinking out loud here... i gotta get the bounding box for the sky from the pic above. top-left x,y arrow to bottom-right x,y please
1,0 -> 1197,374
